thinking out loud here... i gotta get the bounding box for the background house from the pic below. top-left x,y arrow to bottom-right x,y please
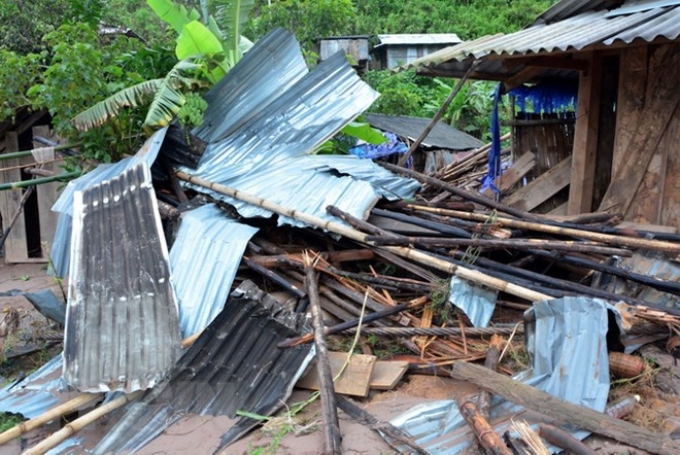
373,34 -> 462,69
405,0 -> 680,226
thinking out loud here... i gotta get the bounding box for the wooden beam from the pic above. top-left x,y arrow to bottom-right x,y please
503,56 -> 589,71
481,151 -> 536,198
568,52 -> 602,215
502,66 -> 546,92
598,45 -> 680,215
504,156 -> 571,212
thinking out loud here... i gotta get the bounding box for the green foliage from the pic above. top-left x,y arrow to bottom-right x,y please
0,51 -> 41,121
247,0 -> 356,52
0,413 -> 23,433
0,0 -> 74,54
355,0 -> 558,39
363,69 -> 506,141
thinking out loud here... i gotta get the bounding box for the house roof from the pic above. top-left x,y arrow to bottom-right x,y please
365,113 -> 484,150
375,34 -> 462,47
402,0 -> 680,80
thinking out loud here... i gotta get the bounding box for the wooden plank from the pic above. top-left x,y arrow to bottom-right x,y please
296,351 -> 377,397
369,360 -> 409,390
504,156 -> 571,212
598,45 -> 680,216
612,46 -> 648,176
482,151 -> 536,198
32,126 -> 60,254
660,112 -> 680,226
0,132 -> 28,263
503,66 -> 546,92
568,52 -> 601,215
547,201 -> 568,216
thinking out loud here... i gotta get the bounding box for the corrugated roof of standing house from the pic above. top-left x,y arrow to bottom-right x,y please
375,34 -> 462,47
402,0 -> 680,80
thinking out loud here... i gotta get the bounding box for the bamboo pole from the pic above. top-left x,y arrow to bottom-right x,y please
366,235 -> 632,257
0,143 -> 81,162
22,391 -> 143,455
176,172 -> 552,303
0,172 -> 81,191
304,252 -> 342,454
0,394 -> 101,445
397,61 -> 480,167
408,205 -> 680,255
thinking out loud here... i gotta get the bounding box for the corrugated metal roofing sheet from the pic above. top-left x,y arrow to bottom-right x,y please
181,38 -> 420,228
448,276 -> 499,328
170,204 -> 259,338
65,163 -> 181,393
406,0 -> 680,79
391,297 -> 614,453
92,281 -> 314,455
365,113 -> 484,150
376,34 -> 462,47
0,355 -> 65,418
194,29 -> 309,144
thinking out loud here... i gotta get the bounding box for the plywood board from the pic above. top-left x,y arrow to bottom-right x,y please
369,360 -> 409,390
296,352 -> 377,397
612,46 -> 648,176
599,44 -> 680,216
504,156 -> 571,212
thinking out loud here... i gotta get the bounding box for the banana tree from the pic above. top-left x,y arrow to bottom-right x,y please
73,0 -> 254,131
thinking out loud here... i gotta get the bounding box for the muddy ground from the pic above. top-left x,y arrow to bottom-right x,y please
0,262 -> 677,455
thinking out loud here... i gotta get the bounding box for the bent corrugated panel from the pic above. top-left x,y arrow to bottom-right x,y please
92,281 -> 314,455
170,204 -> 259,338
64,163 -> 181,393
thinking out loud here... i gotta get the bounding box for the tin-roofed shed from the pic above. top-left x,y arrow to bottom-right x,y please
405,0 -> 680,226
373,33 -> 462,69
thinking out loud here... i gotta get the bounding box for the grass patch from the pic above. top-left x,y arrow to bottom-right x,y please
0,412 -> 23,433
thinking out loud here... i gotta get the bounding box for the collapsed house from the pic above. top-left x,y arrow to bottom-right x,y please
1,1 -> 680,454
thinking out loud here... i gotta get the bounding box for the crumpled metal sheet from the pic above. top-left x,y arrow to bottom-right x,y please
0,355 -> 67,418
448,276 -> 499,328
194,28 -> 309,143
170,204 -> 259,338
606,251 -> 680,308
49,128 -> 167,278
65,163 -> 181,393
181,34 -> 420,228
92,281 -> 314,455
390,297 -> 614,453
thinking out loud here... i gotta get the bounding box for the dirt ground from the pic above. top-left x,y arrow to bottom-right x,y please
0,262 -> 679,455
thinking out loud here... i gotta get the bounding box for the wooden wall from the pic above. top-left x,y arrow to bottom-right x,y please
599,42 -> 680,227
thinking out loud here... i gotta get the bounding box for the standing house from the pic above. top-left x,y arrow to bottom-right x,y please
318,35 -> 371,71
406,0 -> 680,226
373,34 -> 461,69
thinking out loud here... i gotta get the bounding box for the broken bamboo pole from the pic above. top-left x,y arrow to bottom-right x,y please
176,172 -> 552,303
278,297 -> 429,348
460,400 -> 512,455
0,171 -> 81,191
478,334 -> 505,419
449,361 -> 680,455
22,391 -> 143,455
336,395 -> 427,455
408,206 -> 680,256
248,249 -> 375,268
366,235 -> 632,257
397,61 -> 480,167
0,394 -> 101,445
372,208 -> 473,238
341,327 -> 519,337
304,253 -> 342,454
381,163 -> 544,222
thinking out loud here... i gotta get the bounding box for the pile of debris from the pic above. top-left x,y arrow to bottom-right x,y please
1,28 -> 680,455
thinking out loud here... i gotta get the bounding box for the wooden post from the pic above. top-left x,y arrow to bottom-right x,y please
478,334 -> 504,418
450,361 -> 680,455
304,252 -> 342,454
568,52 -> 601,215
